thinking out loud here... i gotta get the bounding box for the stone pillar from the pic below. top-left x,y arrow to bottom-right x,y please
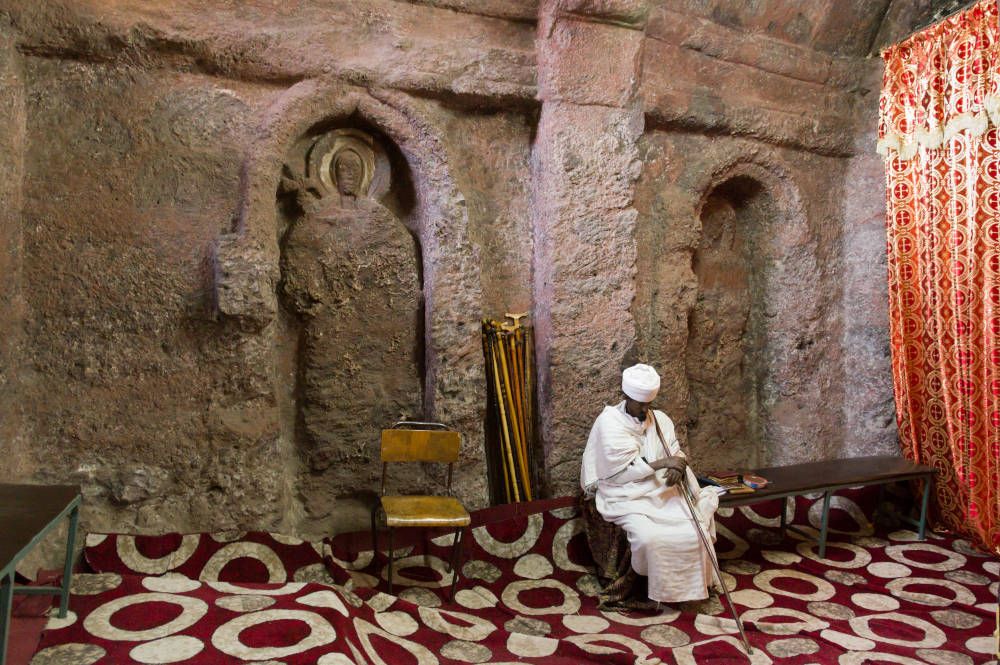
841,62 -> 897,456
532,0 -> 649,495
0,21 -> 26,481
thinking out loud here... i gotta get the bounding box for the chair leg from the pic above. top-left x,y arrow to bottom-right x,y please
448,527 -> 464,573
449,527 -> 464,601
370,506 -> 380,561
387,527 -> 394,596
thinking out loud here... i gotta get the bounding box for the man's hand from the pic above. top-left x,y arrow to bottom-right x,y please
663,467 -> 683,486
652,456 -> 687,486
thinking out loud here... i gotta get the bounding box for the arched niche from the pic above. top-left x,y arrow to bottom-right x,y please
685,160 -> 818,470
687,175 -> 771,468
276,121 -> 427,515
213,80 -> 487,529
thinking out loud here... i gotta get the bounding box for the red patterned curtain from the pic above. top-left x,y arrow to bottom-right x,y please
879,0 -> 1000,550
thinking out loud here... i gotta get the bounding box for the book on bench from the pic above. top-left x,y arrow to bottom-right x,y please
698,471 -> 768,494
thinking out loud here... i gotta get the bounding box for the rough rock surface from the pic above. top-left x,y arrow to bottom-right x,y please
630,131 -> 857,476
0,0 -> 918,538
282,199 -> 424,514
533,0 -> 645,493
685,177 -> 768,470
0,20 -> 27,480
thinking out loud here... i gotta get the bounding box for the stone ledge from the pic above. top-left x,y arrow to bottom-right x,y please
648,7 -> 867,91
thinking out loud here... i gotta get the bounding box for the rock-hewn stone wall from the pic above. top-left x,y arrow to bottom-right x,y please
0,0 -> 902,534
628,131 -> 892,483
19,60 -> 287,533
841,65 -> 897,458
532,0 -> 646,495
0,20 -> 26,481
686,177 -> 769,470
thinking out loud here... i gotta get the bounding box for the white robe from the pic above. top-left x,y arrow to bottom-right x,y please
580,402 -> 720,603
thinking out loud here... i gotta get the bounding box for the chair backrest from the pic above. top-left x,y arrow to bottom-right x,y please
381,429 -> 461,463
380,426 -> 461,496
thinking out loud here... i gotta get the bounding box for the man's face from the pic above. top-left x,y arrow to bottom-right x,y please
624,396 -> 652,420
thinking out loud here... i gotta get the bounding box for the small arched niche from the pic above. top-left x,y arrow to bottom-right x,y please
686,175 -> 776,470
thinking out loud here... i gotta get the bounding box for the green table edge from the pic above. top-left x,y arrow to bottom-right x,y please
0,495 -> 81,582
0,492 -> 80,665
719,469 -> 937,559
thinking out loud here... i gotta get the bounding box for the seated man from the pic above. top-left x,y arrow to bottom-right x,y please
581,363 -> 720,604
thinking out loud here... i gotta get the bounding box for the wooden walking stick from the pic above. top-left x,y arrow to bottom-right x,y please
498,332 -> 531,499
512,329 -> 533,496
489,331 -> 520,502
503,312 -> 528,331
498,331 -> 521,503
482,322 -> 510,503
509,331 -> 529,452
521,325 -> 536,474
678,482 -> 754,658
502,312 -> 532,492
651,418 -> 753,657
512,351 -> 531,495
483,314 -> 538,503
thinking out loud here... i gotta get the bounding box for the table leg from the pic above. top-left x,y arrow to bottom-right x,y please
918,476 -> 932,541
59,505 -> 79,618
818,491 -> 832,559
1,571 -> 13,665
875,484 -> 885,525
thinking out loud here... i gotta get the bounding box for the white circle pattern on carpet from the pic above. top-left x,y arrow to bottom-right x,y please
36,495 -> 996,664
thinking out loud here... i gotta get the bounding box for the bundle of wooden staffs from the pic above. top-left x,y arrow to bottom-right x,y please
481,314 -> 535,503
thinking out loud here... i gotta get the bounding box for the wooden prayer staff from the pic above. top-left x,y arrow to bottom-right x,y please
482,314 -> 535,503
678,482 -> 754,657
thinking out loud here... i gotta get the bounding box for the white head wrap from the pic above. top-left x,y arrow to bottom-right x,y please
622,364 -> 660,402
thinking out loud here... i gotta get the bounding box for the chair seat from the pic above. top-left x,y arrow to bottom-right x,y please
380,495 -> 471,528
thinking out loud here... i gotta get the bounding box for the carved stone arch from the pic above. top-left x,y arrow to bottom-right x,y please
685,151 -> 822,468
693,155 -> 809,262
214,78 -> 487,520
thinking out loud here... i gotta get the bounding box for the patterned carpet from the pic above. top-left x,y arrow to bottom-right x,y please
31,492 -> 999,664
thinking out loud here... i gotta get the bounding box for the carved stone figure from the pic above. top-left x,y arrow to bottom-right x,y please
333,149 -> 365,199
279,129 -> 423,516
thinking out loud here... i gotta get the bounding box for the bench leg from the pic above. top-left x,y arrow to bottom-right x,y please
1,571 -> 12,665
818,491 -> 832,559
918,476 -> 932,541
874,484 -> 885,526
59,505 -> 79,618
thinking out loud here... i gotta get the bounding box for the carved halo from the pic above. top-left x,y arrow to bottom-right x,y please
305,128 -> 389,199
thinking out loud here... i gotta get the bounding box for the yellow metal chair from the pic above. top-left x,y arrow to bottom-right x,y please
371,422 -> 470,598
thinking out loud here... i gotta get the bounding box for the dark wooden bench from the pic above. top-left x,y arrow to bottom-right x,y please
0,484 -> 80,665
718,455 -> 936,558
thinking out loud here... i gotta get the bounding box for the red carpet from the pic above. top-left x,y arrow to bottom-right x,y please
6,571 -> 65,665
30,492 -> 999,664
7,598 -> 48,665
